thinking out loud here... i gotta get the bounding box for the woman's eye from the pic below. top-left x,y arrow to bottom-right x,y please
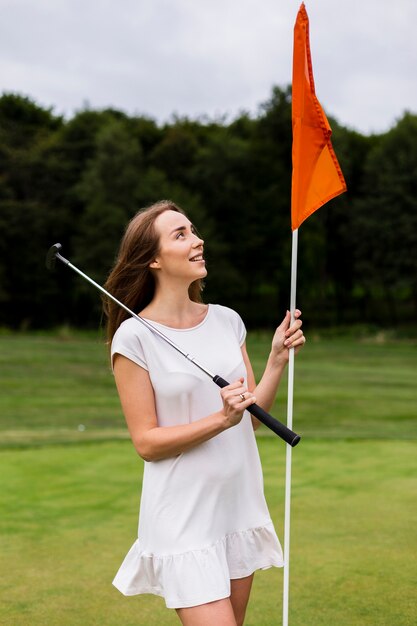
176,232 -> 185,239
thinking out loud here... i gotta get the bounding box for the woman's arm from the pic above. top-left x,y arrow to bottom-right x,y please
242,310 -> 305,430
113,354 -> 256,461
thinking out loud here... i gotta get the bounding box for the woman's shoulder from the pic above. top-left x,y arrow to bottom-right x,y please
112,316 -> 149,346
209,303 -> 243,322
209,304 -> 246,344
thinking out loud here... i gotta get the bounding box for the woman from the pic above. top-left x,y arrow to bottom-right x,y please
104,200 -> 305,626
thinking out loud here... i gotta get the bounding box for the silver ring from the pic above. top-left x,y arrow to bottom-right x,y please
240,393 -> 245,401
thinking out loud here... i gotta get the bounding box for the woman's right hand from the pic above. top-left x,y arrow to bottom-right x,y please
220,377 -> 257,428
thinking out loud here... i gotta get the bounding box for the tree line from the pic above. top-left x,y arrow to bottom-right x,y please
0,88 -> 416,330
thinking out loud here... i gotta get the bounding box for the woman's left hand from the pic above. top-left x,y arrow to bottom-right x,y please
270,309 -> 306,365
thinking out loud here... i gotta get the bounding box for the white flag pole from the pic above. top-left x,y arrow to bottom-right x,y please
283,227 -> 298,626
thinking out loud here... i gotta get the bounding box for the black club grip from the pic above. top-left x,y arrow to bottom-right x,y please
213,375 -> 301,447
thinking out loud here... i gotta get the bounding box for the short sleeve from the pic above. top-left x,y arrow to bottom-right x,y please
218,305 -> 246,347
111,319 -> 149,372
234,311 -> 247,346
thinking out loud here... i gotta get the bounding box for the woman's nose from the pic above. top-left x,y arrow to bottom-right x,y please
193,234 -> 204,246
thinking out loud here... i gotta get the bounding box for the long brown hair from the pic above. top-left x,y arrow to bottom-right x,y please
103,200 -> 203,345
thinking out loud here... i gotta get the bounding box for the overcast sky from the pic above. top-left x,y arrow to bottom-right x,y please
1,0 -> 415,135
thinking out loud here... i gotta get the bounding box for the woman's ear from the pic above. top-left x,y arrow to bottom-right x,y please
149,259 -> 160,270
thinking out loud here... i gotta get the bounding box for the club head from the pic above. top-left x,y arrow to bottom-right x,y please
46,243 -> 63,270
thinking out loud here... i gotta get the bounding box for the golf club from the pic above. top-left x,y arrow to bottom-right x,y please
46,243 -> 301,447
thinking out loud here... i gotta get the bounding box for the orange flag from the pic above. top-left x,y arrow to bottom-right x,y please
291,3 -> 347,231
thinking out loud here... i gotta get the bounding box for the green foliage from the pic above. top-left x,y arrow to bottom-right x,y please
0,90 -> 415,328
350,114 -> 417,322
74,120 -> 143,282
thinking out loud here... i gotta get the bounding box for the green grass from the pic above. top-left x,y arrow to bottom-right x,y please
0,331 -> 416,624
248,331 -> 417,440
0,331 -> 125,446
1,330 -> 416,445
1,439 -> 415,625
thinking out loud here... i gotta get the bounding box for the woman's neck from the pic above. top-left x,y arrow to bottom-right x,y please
141,283 -> 206,328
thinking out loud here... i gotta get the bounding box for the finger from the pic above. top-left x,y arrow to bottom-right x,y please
292,334 -> 306,348
238,392 -> 257,407
235,389 -> 252,401
285,319 -> 303,337
222,378 -> 245,392
280,309 -> 303,331
230,385 -> 251,401
291,336 -> 306,354
278,310 -> 291,331
284,330 -> 304,346
221,382 -> 247,401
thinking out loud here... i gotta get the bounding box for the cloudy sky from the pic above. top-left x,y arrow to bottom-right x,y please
1,0 -> 415,135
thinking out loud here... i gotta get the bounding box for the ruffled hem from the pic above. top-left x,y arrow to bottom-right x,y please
112,521 -> 283,608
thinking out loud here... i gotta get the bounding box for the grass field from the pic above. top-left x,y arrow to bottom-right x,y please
1,331 -> 416,625
1,329 -> 416,445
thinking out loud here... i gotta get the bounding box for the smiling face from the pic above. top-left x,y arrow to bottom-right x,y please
150,210 -> 207,285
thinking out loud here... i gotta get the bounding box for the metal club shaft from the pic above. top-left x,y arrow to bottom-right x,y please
46,243 -> 301,446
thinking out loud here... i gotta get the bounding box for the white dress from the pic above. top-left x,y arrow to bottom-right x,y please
111,304 -> 283,609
